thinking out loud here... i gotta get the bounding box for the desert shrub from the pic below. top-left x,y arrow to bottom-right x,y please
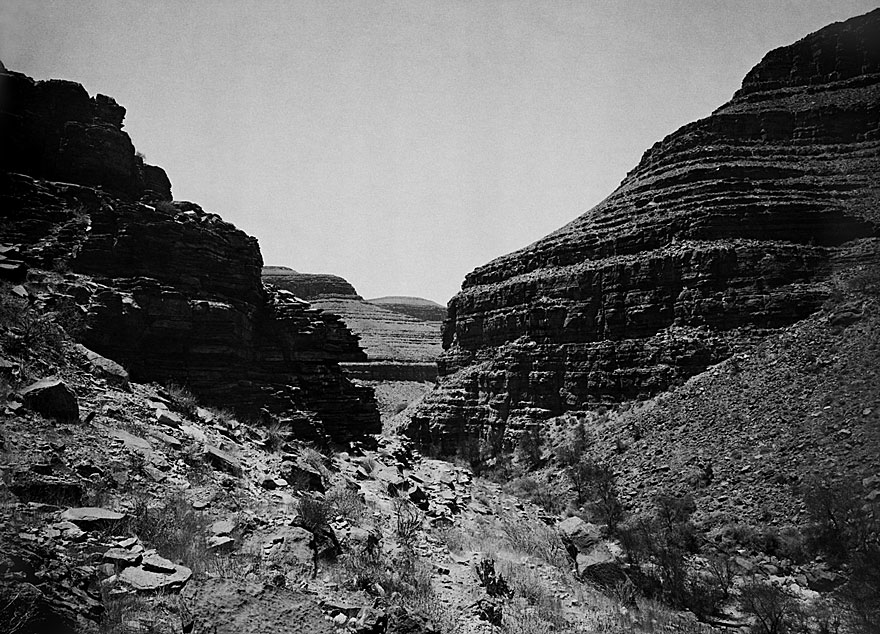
325,483 -> 364,523
299,446 -> 328,475
0,291 -> 66,363
456,427 -> 505,478
263,420 -> 286,453
500,515 -> 569,569
566,458 -> 622,529
837,545 -> 880,634
475,558 -> 512,598
126,493 -> 210,575
294,495 -> 330,533
555,418 -> 590,467
503,476 -> 566,514
498,561 -> 565,626
617,493 -> 700,609
0,582 -> 45,634
515,427 -> 543,471
437,526 -> 467,554
740,580 -> 798,634
802,475 -> 877,564
100,584 -> 170,634
337,546 -> 433,608
163,383 -> 198,418
393,497 -> 422,550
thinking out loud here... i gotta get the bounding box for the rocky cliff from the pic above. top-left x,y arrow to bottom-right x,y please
263,268 -> 443,381
410,10 -> 880,451
0,70 -> 379,442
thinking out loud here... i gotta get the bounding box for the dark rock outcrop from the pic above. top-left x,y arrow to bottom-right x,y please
264,268 -> 442,382
1,70 -> 379,443
0,70 -> 171,201
410,10 -> 880,450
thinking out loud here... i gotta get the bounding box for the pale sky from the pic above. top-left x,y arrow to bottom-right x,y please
2,1 -> 877,304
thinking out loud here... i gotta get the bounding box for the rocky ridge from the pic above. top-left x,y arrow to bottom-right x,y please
410,9 -> 880,452
367,297 -> 448,323
0,69 -> 379,443
263,267 -> 443,382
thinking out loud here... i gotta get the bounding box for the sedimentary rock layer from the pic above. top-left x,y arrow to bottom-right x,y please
0,70 -> 379,442
410,10 -> 880,450
367,296 -> 447,322
264,268 -> 443,381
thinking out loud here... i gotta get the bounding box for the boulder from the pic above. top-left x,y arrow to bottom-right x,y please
74,344 -> 129,388
205,445 -> 242,476
20,378 -> 79,422
119,563 -> 192,592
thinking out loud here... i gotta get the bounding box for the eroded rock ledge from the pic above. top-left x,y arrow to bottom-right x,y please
410,9 -> 880,450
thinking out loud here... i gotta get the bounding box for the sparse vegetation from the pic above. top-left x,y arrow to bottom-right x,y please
126,493 -> 210,575
325,483 -> 365,522
163,383 -> 199,418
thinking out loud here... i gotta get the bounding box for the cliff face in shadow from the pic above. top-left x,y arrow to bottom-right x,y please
410,10 -> 880,450
0,70 -> 379,443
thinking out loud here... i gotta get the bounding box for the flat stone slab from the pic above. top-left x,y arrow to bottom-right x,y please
62,507 -> 126,524
103,548 -> 142,567
142,553 -> 177,573
110,429 -> 152,455
119,563 -> 192,592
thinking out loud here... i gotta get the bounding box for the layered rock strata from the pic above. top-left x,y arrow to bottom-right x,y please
263,268 -> 442,381
367,296 -> 447,322
0,70 -> 379,442
410,10 -> 880,450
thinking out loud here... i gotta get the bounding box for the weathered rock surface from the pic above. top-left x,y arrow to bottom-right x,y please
0,70 -> 380,443
410,10 -> 880,450
263,267 -> 442,382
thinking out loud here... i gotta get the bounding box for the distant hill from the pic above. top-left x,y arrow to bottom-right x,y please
367,296 -> 447,322
263,268 -> 443,381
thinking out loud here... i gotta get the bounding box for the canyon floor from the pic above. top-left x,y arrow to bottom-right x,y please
2,269 -> 877,634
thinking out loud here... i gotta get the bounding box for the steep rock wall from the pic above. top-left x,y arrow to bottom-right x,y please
410,10 -> 880,450
0,71 -> 379,443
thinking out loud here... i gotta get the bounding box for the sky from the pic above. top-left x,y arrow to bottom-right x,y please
2,1 -> 878,304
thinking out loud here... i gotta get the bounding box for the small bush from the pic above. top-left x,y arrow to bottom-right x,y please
740,580 -> 798,634
393,497 -> 422,550
264,421 -> 286,453
500,515 -> 569,569
475,558 -> 512,598
566,458 -> 622,529
325,483 -> 365,523
515,427 -> 543,471
294,495 -> 330,533
498,561 -> 565,626
163,383 -> 199,419
126,493 -> 210,575
503,476 -> 566,514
